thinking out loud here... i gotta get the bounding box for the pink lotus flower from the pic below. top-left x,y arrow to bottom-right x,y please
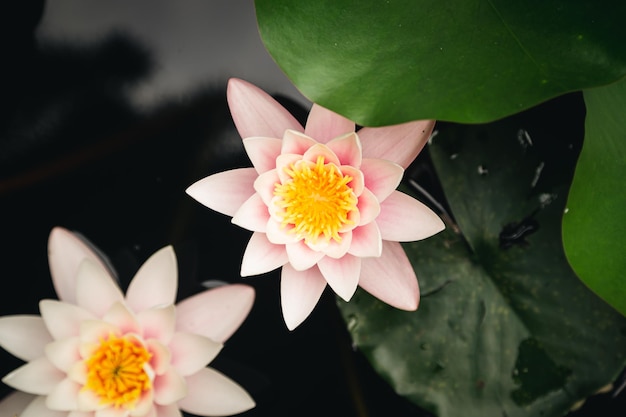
0,227 -> 255,417
186,78 -> 445,330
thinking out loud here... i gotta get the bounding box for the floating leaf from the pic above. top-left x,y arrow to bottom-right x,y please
255,0 -> 626,125
338,97 -> 626,417
562,77 -> 626,317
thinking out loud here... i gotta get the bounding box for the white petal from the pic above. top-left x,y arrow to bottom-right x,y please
0,391 -> 36,417
40,300 -> 96,340
232,194 -> 270,232
317,255 -> 361,302
280,265 -> 327,330
286,241 -> 325,271
154,403 -> 182,417
101,302 -> 141,335
48,227 -> 110,304
169,332 -> 223,376
126,246 -> 177,313
146,339 -> 171,376
154,368 -> 187,405
46,377 -> 81,411
2,357 -> 65,395
186,168 -> 257,217
0,315 -> 53,361
175,284 -> 255,343
378,191 -> 445,241
359,241 -> 419,310
75,260 -> 123,317
137,305 -> 176,344
178,368 -> 254,416
22,395 -> 67,417
45,337 -> 80,372
240,232 -> 288,276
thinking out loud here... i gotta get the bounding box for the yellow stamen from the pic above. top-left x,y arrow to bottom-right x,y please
274,155 -> 358,244
84,334 -> 152,409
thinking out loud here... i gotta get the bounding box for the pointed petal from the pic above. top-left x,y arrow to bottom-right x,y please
265,217 -> 299,245
348,222 -> 383,258
0,315 -> 53,361
154,368 -> 187,405
301,143 -> 340,166
45,337 -> 80,372
312,232 -> 352,259
0,391 -> 36,417
280,265 -> 327,330
178,367 -> 254,416
241,232 -> 288,276
232,194 -> 270,232
338,164 -> 364,197
46,377 -> 80,411
169,332 -> 223,376
327,132 -> 362,167
242,137 -> 282,174
286,241 -> 325,271
357,188 -> 381,226
275,152 -> 305,184
378,191 -> 445,241
48,227 -> 110,304
40,300 -> 96,340
78,320 -> 120,349
137,305 -> 176,344
317,255 -> 361,302
146,339 -> 171,376
359,241 -> 419,310
101,302 -> 141,335
186,168 -> 257,217
75,260 -> 124,317
23,395 -> 67,417
227,78 -> 303,139
360,158 -> 404,201
359,119 -> 435,168
130,392 -> 154,417
253,169 -> 280,206
175,284 -> 255,343
281,130 -> 318,154
2,357 -> 65,395
126,246 -> 177,312
155,403 -> 182,417
304,104 -> 354,144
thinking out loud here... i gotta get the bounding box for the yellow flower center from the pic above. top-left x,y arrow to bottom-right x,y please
84,334 -> 152,409
274,155 -> 357,244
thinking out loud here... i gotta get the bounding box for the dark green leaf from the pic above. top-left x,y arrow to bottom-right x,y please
255,0 -> 626,125
338,97 -> 626,417
562,78 -> 626,316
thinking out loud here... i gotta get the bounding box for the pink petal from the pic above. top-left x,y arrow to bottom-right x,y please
169,332 -> 223,376
46,377 -> 80,411
75,260 -> 124,317
154,403 -> 182,417
129,391 -> 154,417
301,143 -> 341,166
359,119 -> 435,168
48,227 -> 110,304
45,337 -> 80,372
154,368 -> 187,405
186,168 -> 257,217
280,265 -> 327,330
265,217 -> 299,245
39,300 -> 96,340
311,232 -> 352,259
378,191 -> 445,241
339,165 -> 364,197
0,391 -> 36,417
253,168 -> 280,206
126,246 -> 178,313
304,104 -> 354,144
175,284 -> 255,343
327,132 -> 362,167
359,241 -> 419,310
178,367 -> 255,416
0,315 -> 53,361
146,339 -> 171,375
286,241 -> 325,271
360,158 -> 404,201
280,129 -> 318,155
2,357 -> 65,395
137,305 -> 176,344
275,153 -> 305,184
22,395 -> 67,417
317,255 -> 361,302
357,188 -> 381,226
227,78 -> 303,139
241,232 -> 288,276
348,222 -> 383,258
101,302 -> 141,335
232,194 -> 270,233
243,137 -> 282,174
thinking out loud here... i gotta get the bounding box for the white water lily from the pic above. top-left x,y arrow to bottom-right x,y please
0,227 -> 255,417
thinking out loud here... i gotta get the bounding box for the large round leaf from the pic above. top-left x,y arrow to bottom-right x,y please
255,0 -> 626,125
562,78 -> 626,317
338,97 -> 626,417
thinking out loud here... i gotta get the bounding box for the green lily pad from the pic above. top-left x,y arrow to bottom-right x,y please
338,100 -> 626,417
255,0 -> 626,125
562,78 -> 626,317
